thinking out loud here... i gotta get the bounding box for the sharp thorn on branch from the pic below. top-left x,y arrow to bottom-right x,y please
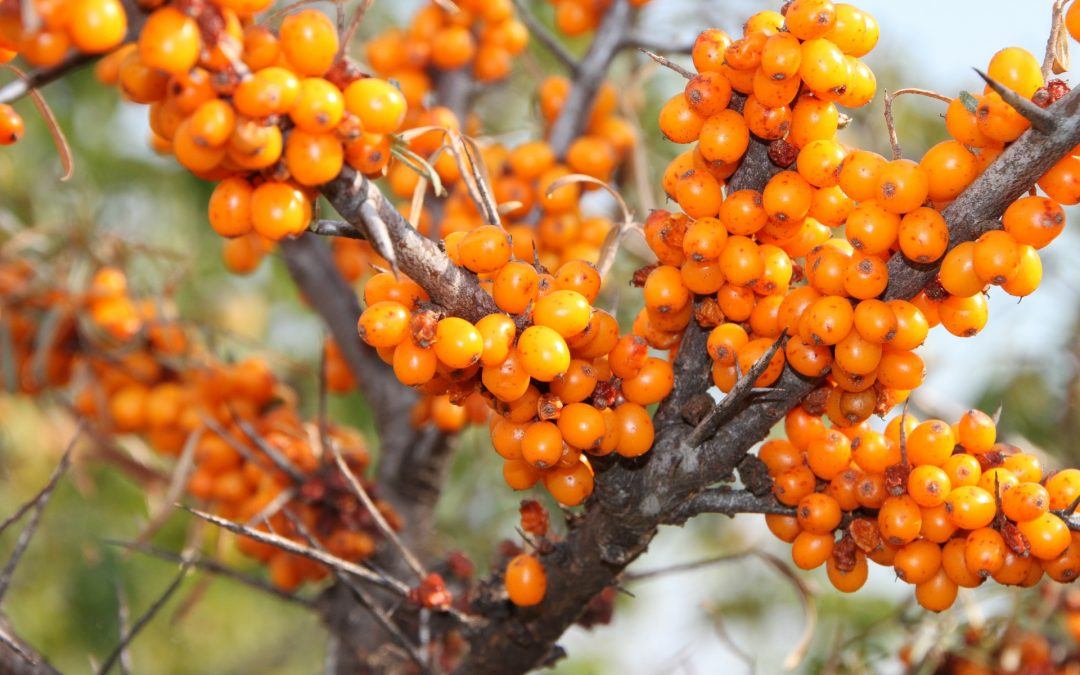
973,68 -> 1058,133
637,48 -> 693,80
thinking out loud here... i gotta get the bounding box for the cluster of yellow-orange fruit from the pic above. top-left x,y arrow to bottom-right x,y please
766,406 -> 1080,611
356,237 -> 663,507
652,4 -> 1072,429
0,257 -> 392,591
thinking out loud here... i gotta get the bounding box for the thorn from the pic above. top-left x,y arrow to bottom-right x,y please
638,48 -> 694,80
974,68 -> 1058,133
992,401 -> 1003,425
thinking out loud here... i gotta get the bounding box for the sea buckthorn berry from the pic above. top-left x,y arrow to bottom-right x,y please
942,453 -> 981,489
977,92 -> 1030,143
785,0 -> 836,40
1002,196 -> 1066,250
1038,154 -> 1080,205
459,225 -> 512,274
894,539 -> 942,584
482,351 -> 531,403
851,429 -> 899,474
433,317 -> 483,369
837,150 -> 885,202
806,429 -> 852,480
208,177 -> 254,238
1004,453 -> 1042,483
791,531 -> 834,570
916,569 -> 958,612
544,459 -> 594,506
1004,246 -> 1039,295
789,95 -> 839,148
766,514 -> 801,543
796,493 -> 842,535
799,38 -> 848,94
521,421 -> 564,468
1018,513 -> 1071,560
719,190 -> 768,236
908,465 -> 951,508
250,181 -> 308,240
0,104 -> 22,144
852,299 -> 896,344
843,254 -> 887,300
139,7 -> 201,75
476,314 -> 516,368
393,339 -> 438,386
691,28 -> 732,72
344,79 -> 407,134
797,139 -> 846,188
938,241 -> 984,298
920,140 -> 978,202
804,295 -> 854,346
875,159 -> 929,215
878,495 -> 923,547
938,293 -> 989,338
973,230 -> 1020,285
759,439 -> 804,477
68,0 -> 128,53
505,553 -> 546,606
554,261 -> 602,303
718,236 -> 764,287
886,300 -> 929,351
285,130 -> 344,186
698,109 -> 750,164
279,9 -> 338,76
235,67 -> 301,118
621,357 -> 674,406
763,171 -> 813,223
684,71 -> 733,117
358,301 -> 410,348
676,171 -> 723,218
1048,469 -> 1080,510
613,403 -> 654,457
1002,482 -> 1050,522
987,47 -> 1044,98
517,326 -> 571,382
945,485 -> 997,530
290,78 -> 345,133
493,261 -> 539,314
845,201 -> 900,255
898,208 -> 949,263
907,420 -> 955,467
921,504 -> 958,544
533,290 -> 592,338
737,337 -> 786,387
963,528 -> 1006,578
1042,537 -> 1080,583
658,94 -> 705,144
503,457 -> 542,490
557,403 -> 605,450
682,217 -> 729,261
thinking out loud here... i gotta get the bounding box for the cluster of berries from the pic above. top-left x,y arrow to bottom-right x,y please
0,257 -> 395,590
765,406 -> 1080,612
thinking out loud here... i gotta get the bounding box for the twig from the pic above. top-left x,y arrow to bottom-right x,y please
280,509 -> 433,673
113,581 -> 133,675
0,623 -> 38,666
134,426 -> 203,546
682,335 -> 786,450
1043,0 -> 1070,78
0,422 -> 83,537
327,440 -> 427,580
230,413 -> 306,484
666,488 -> 794,524
882,88 -> 952,160
338,0 -> 374,57
625,551 -> 751,582
638,48 -> 693,80
97,562 -> 192,675
0,53 -> 95,105
510,0 -> 577,71
106,540 -> 314,607
974,68 -> 1057,133
0,424 -> 85,604
180,505 -> 410,595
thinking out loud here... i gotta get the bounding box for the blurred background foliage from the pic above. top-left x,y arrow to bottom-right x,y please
2,0 -> 1080,673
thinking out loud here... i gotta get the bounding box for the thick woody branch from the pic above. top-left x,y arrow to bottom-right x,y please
0,617 -> 59,675
547,0 -> 634,157
884,83 -> 1080,300
668,489 -> 795,523
319,166 -> 499,323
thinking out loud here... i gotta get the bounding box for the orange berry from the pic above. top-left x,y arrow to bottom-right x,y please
139,7 -> 201,75
517,326 -> 570,382
894,539 -> 942,584
250,181 -> 308,240
344,78 -> 407,134
505,554 -> 546,606
434,317 -> 483,369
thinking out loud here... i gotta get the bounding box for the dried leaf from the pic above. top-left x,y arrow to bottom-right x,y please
389,144 -> 445,197
2,65 -> 73,180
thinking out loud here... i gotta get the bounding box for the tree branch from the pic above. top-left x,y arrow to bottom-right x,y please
547,0 -> 634,157
510,0 -> 577,72
318,166 -> 499,323
666,489 -> 795,524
